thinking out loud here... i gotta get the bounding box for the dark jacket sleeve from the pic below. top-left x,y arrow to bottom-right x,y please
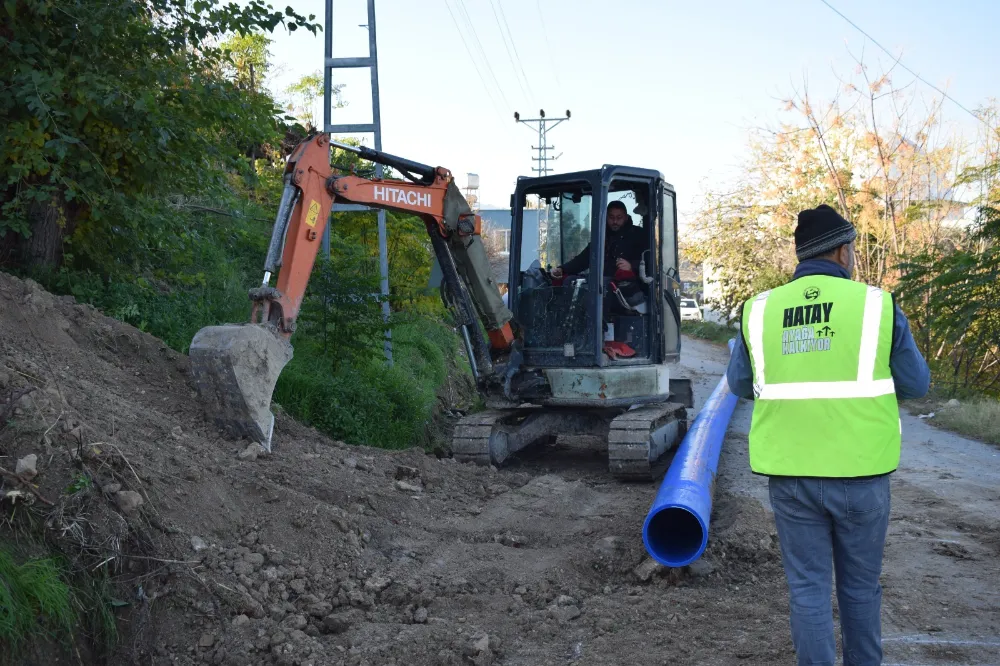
889,303 -> 931,400
560,244 -> 590,275
629,228 -> 650,273
726,306 -> 755,400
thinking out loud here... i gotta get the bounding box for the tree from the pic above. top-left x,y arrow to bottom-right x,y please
689,57 -> 965,319
897,106 -> 1000,395
221,32 -> 272,93
686,183 -> 797,321
0,0 -> 317,269
285,71 -> 344,131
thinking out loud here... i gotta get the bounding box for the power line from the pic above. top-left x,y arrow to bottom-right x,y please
817,0 -> 990,129
454,0 -> 512,110
495,0 -> 536,102
442,0 -> 506,120
488,0 -> 531,105
535,0 -> 562,92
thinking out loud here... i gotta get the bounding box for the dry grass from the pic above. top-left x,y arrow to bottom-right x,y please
933,398 -> 1000,446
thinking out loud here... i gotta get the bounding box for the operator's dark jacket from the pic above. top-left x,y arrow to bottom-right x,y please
561,218 -> 648,277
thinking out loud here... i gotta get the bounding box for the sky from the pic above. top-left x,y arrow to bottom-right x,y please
262,0 -> 1000,223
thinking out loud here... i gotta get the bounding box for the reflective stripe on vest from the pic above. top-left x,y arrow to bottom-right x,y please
746,286 -> 896,401
742,276 -> 901,477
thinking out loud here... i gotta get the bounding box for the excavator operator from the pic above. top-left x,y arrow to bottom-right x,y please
550,201 -> 648,280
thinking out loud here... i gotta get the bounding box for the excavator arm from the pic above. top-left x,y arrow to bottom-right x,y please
253,133 -> 513,368
189,133 -> 514,447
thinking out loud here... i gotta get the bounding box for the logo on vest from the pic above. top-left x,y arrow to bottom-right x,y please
780,302 -> 835,355
803,286 -> 821,300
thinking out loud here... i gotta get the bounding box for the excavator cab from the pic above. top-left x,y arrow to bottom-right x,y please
452,167 -> 692,480
508,166 -> 681,369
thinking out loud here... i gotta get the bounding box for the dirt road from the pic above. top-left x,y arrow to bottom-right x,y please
692,336 -> 1000,666
1,273 -> 997,665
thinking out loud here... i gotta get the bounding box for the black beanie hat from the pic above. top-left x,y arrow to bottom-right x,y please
794,204 -> 857,261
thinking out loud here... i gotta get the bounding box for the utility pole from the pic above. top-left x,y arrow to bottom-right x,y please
322,0 -> 393,365
514,109 -> 571,176
514,109 -> 570,262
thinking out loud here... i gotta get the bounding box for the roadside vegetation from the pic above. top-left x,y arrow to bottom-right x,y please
1,1 -> 466,452
0,546 -> 117,658
905,393 -> 1000,447
933,398 -> 1000,446
0,548 -> 75,651
685,55 -> 1000,438
683,320 -> 736,346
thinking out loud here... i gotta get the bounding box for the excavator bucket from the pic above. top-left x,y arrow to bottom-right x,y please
189,324 -> 293,451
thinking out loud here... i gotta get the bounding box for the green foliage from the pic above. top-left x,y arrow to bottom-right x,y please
0,0 -> 316,267
74,572 -> 119,655
4,3 -> 466,457
221,32 -> 273,92
897,207 -> 1000,396
65,473 -> 93,495
683,320 -> 737,346
285,70 -> 343,129
0,548 -> 75,649
273,317 -> 459,449
333,208 -> 440,310
896,125 -> 1000,397
0,547 -> 119,658
294,233 -> 386,369
28,198 -> 268,353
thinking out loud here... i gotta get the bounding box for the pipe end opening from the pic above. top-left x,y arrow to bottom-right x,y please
643,506 -> 708,568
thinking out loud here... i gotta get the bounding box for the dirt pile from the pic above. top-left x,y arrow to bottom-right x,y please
0,272 -> 792,666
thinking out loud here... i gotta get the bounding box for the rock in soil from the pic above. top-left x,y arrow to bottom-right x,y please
593,535 -> 623,557
114,490 -> 143,515
238,442 -> 267,461
687,558 -> 716,577
633,557 -> 664,582
321,613 -> 352,635
394,464 -> 419,479
15,453 -> 37,480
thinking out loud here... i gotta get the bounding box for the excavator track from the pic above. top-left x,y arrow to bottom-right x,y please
607,402 -> 688,481
451,403 -> 687,481
451,410 -> 510,466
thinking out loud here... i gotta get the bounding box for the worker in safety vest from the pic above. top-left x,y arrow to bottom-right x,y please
726,204 -> 930,666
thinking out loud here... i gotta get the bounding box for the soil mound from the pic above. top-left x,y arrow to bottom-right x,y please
0,272 -> 789,666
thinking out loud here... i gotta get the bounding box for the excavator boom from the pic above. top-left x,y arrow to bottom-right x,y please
189,134 -> 513,448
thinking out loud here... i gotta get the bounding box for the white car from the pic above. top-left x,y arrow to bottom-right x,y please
679,298 -> 702,321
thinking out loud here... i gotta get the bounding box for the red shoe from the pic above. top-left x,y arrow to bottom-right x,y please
603,341 -> 636,359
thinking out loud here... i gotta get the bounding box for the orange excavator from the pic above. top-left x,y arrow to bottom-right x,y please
190,133 -> 692,480
189,134 -> 515,447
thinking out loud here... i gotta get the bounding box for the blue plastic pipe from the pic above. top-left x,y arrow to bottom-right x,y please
642,339 -> 739,568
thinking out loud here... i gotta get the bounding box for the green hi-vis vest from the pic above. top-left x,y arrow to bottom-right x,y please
741,275 -> 901,477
